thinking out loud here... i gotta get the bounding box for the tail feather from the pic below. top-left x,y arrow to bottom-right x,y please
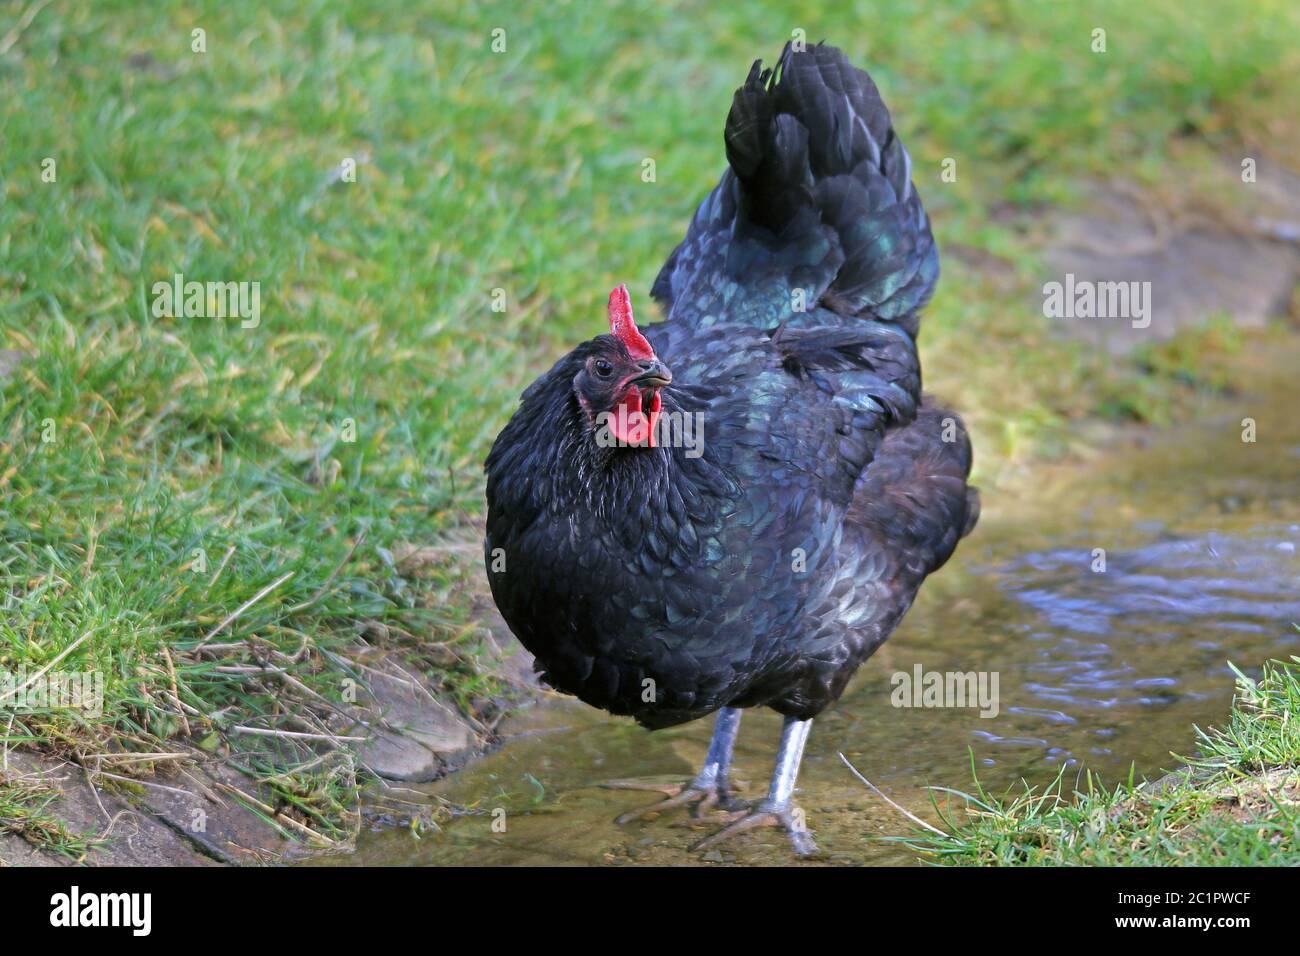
653,42 -> 937,336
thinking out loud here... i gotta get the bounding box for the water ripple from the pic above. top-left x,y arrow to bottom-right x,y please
995,529 -> 1300,723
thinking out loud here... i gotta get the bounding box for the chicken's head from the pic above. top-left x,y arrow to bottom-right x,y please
573,284 -> 672,448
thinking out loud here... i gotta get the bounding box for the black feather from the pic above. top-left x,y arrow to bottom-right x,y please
653,42 -> 938,335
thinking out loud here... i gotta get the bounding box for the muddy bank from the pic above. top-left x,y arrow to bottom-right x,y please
0,641 -> 526,866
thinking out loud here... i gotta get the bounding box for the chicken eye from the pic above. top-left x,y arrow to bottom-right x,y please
593,359 -> 614,378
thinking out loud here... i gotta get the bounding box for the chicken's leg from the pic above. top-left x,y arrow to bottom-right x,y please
691,715 -> 818,857
604,706 -> 744,822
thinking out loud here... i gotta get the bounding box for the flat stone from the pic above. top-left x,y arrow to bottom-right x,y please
1038,173 -> 1300,354
357,727 -> 444,783
138,762 -> 294,865
351,658 -> 479,783
0,831 -> 67,866
0,753 -> 217,866
475,602 -> 542,692
0,751 -> 312,865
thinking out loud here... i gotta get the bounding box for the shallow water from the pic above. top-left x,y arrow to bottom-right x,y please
333,343 -> 1300,866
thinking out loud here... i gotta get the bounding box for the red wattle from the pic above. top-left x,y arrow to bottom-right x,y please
610,389 -> 660,447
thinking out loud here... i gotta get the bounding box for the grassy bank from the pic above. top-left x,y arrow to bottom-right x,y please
2,0 -> 1298,856
904,658 -> 1300,865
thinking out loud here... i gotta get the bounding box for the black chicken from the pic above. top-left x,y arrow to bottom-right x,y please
484,42 -> 978,855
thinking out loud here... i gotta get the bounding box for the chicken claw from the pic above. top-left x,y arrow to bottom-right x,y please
690,799 -> 819,857
602,777 -> 745,824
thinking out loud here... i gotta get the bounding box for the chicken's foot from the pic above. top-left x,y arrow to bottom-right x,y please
690,715 -> 819,857
603,707 -> 744,823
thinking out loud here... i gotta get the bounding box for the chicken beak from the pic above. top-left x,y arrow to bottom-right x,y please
630,358 -> 672,389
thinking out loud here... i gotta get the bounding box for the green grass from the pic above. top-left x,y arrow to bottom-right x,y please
1,0 -> 1298,855
903,658 -> 1300,865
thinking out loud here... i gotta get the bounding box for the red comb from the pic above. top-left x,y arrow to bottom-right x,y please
607,284 -> 655,360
